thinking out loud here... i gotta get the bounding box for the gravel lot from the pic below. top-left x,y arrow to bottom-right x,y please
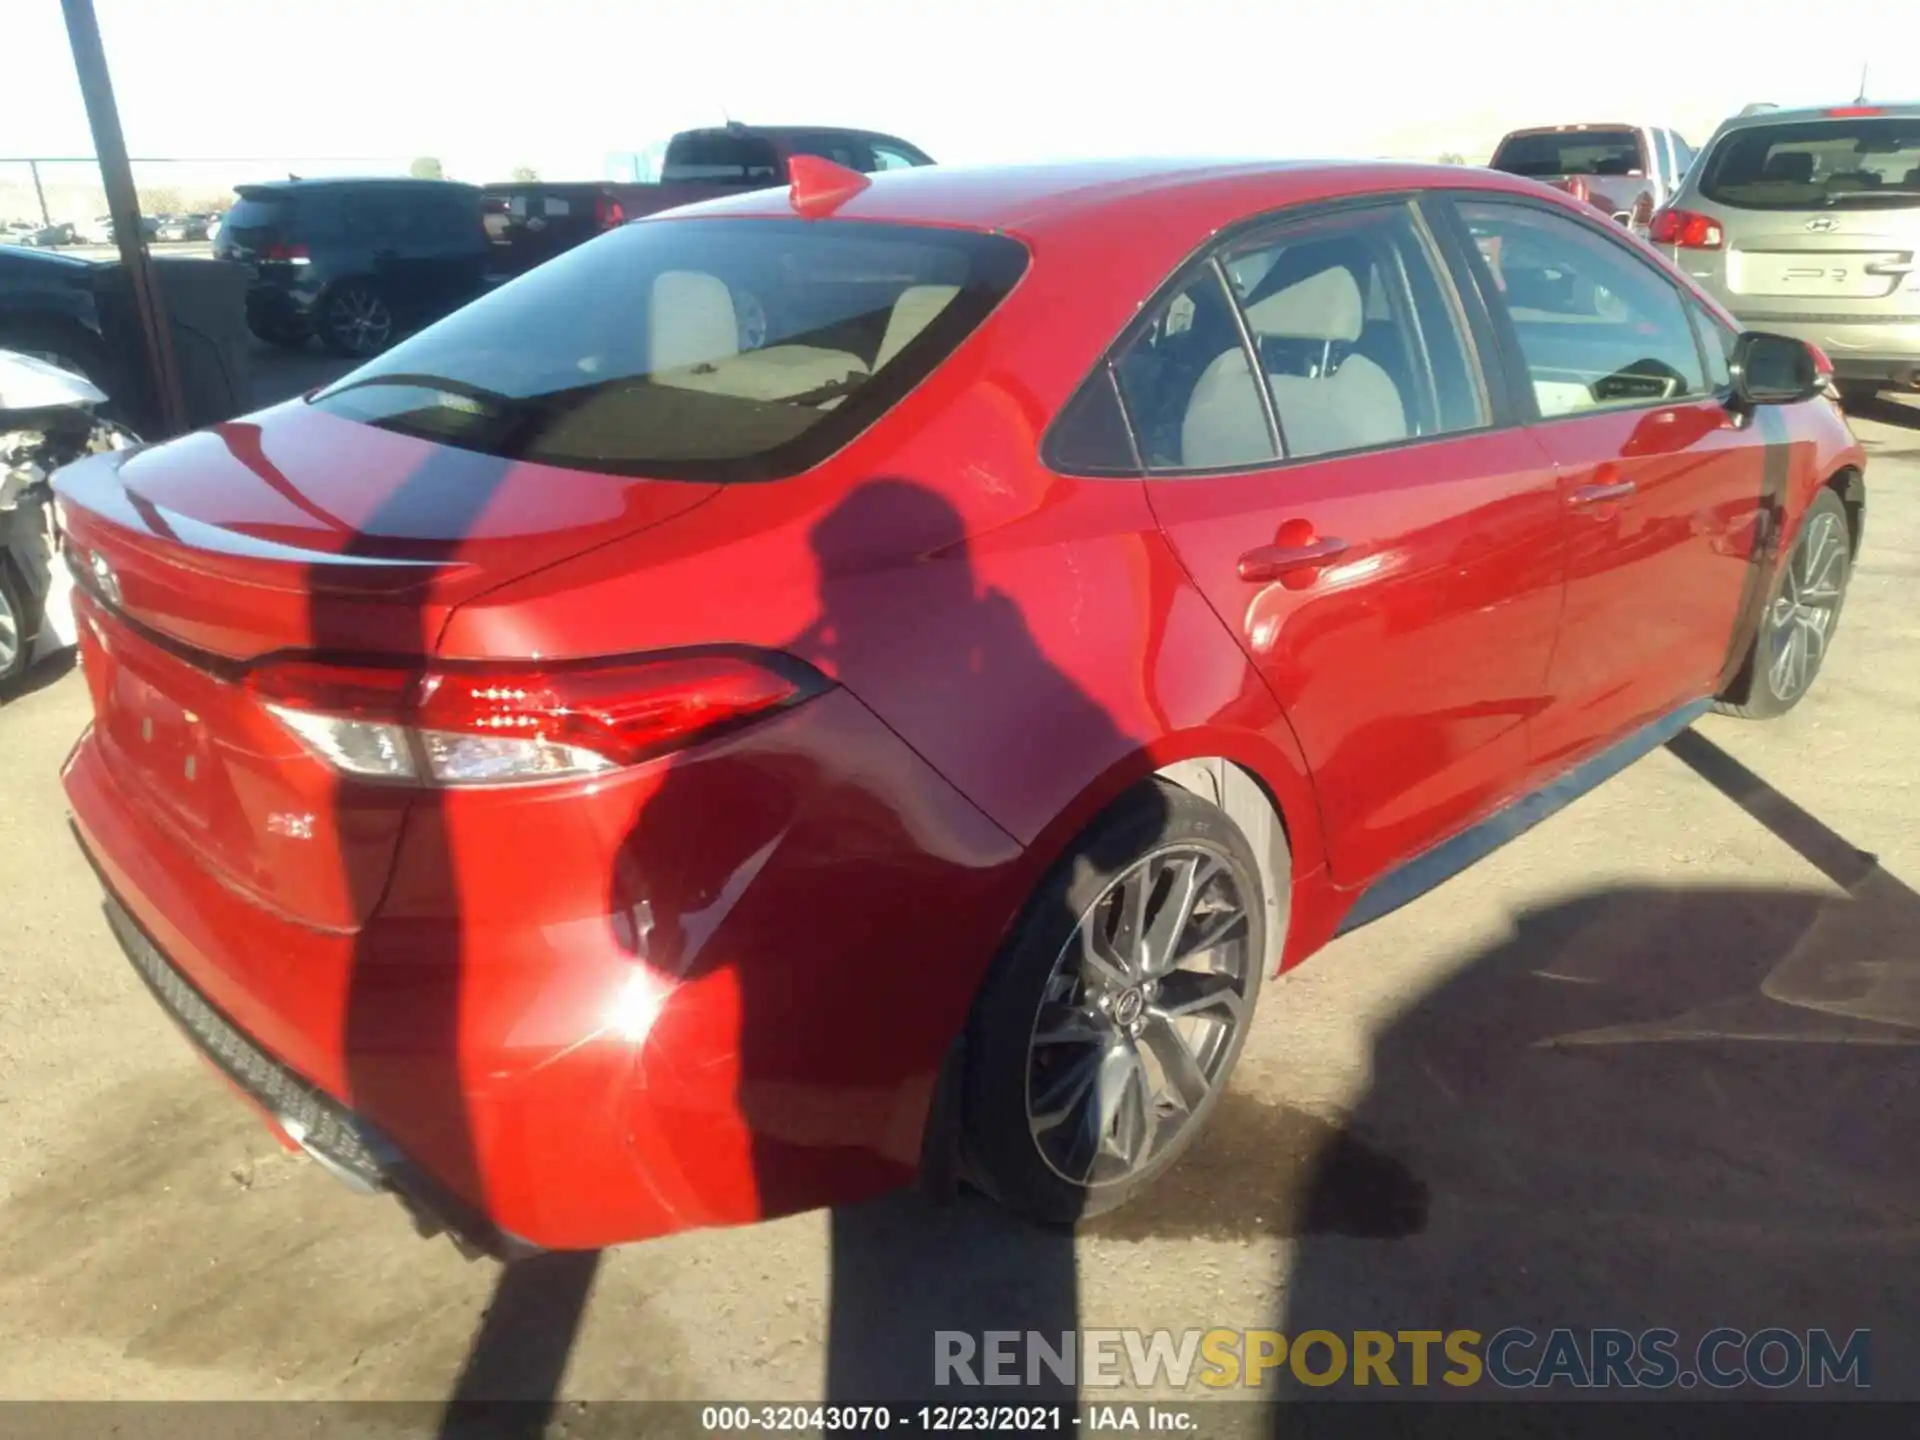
1,392 -> 1916,1415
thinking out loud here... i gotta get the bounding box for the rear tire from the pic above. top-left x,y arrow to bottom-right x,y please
0,565 -> 32,693
961,781 -> 1270,1225
319,284 -> 395,357
1715,487 -> 1851,720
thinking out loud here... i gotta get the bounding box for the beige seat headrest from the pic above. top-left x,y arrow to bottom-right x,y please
1243,267 -> 1365,344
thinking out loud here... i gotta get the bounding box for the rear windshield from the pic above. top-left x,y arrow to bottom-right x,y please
660,133 -> 782,183
1491,130 -> 1645,178
309,217 -> 1029,482
222,193 -> 291,241
1698,117 -> 1920,210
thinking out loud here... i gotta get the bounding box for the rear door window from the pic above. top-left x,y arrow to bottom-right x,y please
308,218 -> 1027,482
1220,202 -> 1487,454
1698,116 -> 1920,211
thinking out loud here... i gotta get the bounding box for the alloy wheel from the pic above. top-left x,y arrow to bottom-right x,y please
329,289 -> 393,355
1765,509 -> 1847,704
1025,844 -> 1253,1188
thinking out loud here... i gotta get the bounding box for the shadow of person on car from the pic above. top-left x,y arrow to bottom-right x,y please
229,411 -> 601,1439
605,479 -> 1166,1422
1262,728 -> 1920,1414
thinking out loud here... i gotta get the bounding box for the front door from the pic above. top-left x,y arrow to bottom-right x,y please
1134,200 -> 1566,888
1449,196 -> 1766,768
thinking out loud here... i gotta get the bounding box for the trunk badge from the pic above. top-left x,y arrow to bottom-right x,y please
1805,216 -> 1839,233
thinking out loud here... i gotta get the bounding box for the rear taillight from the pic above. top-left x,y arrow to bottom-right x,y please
247,651 -> 824,786
1557,176 -> 1593,205
1630,192 -> 1655,229
1647,207 -> 1724,249
261,241 -> 311,264
595,196 -> 627,231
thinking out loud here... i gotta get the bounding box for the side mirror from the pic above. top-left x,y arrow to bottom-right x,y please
1729,331 -> 1826,407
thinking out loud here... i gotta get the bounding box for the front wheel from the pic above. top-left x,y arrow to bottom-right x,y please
319,284 -> 395,357
1716,488 -> 1852,719
962,781 -> 1270,1225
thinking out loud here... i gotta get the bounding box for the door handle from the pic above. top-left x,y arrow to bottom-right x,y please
1570,479 -> 1637,507
1237,536 -> 1349,582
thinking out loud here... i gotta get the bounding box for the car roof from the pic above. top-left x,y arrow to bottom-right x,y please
1710,100 -> 1920,133
235,177 -> 481,195
653,156 -> 1553,241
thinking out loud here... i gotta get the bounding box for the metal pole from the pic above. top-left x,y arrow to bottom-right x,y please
59,0 -> 187,436
28,161 -> 52,227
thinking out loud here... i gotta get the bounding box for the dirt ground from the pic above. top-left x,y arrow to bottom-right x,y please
1,393 -> 1916,1414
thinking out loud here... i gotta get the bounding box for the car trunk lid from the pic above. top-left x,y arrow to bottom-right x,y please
54,401 -> 720,929
1720,211 -> 1920,309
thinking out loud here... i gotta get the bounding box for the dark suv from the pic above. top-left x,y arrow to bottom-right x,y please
213,178 -> 490,357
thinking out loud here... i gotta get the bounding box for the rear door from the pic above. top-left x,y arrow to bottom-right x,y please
1138,199 -> 1567,887
1666,112 -> 1920,348
1445,194 -> 1764,769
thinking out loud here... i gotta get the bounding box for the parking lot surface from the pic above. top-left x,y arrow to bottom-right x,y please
0,396 -> 1916,1407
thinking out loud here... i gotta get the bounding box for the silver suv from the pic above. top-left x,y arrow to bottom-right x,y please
1652,102 -> 1920,403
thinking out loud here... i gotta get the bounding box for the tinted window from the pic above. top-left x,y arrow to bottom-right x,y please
1114,266 -> 1274,471
1698,117 -> 1920,211
1045,365 -> 1139,474
1457,200 -> 1705,418
1491,129 -> 1645,179
872,143 -> 928,171
1221,203 -> 1485,456
222,193 -> 291,244
342,189 -> 414,237
415,189 -> 482,242
309,218 -> 1027,482
660,133 -> 781,183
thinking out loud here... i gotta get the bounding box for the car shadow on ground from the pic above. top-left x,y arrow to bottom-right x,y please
1264,727 -> 1920,1410
1844,393 -> 1920,433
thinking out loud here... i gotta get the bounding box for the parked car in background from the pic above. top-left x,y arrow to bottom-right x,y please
3,221 -> 73,248
1650,101 -> 1920,405
1490,123 -> 1695,233
213,177 -> 492,356
56,156 -> 1863,1253
482,122 -> 936,276
156,214 -> 211,242
73,216 -> 116,245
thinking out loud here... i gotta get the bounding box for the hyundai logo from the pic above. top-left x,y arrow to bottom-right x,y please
1805,216 -> 1839,233
88,551 -> 121,606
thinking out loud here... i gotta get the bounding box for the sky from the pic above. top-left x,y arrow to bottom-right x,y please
6,0 -> 1919,193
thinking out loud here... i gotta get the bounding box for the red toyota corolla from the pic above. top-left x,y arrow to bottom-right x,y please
57,156 -> 1865,1254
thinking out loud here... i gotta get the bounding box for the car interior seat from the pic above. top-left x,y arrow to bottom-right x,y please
1761,151 -> 1816,184
875,285 -> 960,370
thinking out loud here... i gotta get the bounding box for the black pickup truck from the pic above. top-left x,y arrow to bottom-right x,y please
483,123 -> 935,276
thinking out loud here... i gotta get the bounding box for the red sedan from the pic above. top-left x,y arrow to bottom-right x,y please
56,155 -> 1865,1253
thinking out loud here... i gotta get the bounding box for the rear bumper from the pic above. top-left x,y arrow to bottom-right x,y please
95,882 -> 533,1257
62,683 -> 1025,1250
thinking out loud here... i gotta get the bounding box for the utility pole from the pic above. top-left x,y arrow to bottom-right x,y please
58,0 -> 186,436
1856,63 -> 1870,104
28,161 -> 51,227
